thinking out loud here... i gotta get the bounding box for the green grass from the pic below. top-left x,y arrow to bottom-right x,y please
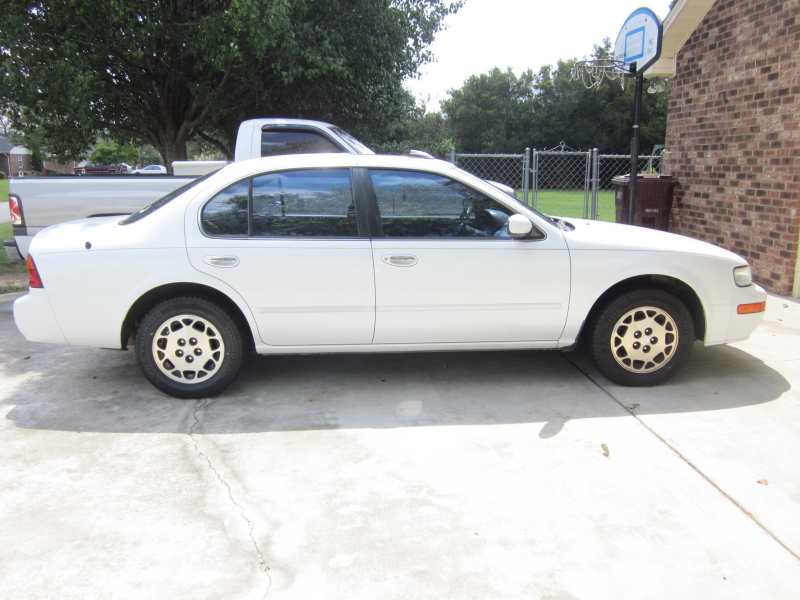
0,179 -> 8,202
516,189 -> 618,222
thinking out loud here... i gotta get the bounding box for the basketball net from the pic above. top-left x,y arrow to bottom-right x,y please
572,59 -> 629,90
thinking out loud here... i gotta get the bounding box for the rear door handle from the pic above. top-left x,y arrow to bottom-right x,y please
203,255 -> 240,268
381,254 -> 418,267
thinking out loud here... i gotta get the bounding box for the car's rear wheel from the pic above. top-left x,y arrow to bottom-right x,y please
135,296 -> 244,399
587,288 -> 694,386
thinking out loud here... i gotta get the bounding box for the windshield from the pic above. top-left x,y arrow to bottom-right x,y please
119,170 -> 218,225
329,126 -> 374,155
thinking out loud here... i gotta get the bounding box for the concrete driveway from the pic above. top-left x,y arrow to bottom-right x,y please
1,292 -> 799,599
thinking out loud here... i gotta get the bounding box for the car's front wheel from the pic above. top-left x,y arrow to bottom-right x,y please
135,296 -> 244,399
587,288 -> 694,386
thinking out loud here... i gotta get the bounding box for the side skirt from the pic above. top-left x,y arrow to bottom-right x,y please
253,340 -> 560,355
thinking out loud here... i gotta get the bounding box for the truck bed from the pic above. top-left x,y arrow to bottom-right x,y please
8,175 -> 197,259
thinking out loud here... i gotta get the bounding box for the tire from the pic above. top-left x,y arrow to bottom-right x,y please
587,288 -> 694,386
135,296 -> 244,399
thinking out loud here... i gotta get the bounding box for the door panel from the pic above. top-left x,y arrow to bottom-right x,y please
371,239 -> 569,343
364,167 -> 570,344
188,240 -> 375,346
186,166 -> 375,346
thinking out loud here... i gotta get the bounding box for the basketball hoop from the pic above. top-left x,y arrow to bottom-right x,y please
572,59 -> 629,90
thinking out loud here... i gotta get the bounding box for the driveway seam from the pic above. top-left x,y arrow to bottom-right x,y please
560,352 -> 800,564
189,399 -> 273,597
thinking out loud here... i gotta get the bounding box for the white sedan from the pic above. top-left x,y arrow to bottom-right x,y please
14,154 -> 767,398
130,164 -> 168,174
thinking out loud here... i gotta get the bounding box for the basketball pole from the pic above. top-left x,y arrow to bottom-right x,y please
627,62 -> 643,225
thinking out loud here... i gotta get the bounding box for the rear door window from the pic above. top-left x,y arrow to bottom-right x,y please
201,169 -> 359,238
251,169 -> 358,237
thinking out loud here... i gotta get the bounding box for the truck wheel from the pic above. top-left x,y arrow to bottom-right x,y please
135,296 -> 244,399
587,288 -> 694,386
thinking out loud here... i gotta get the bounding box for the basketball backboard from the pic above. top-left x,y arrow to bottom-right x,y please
614,7 -> 663,75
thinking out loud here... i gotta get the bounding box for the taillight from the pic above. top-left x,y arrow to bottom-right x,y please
27,255 -> 43,288
9,196 -> 23,226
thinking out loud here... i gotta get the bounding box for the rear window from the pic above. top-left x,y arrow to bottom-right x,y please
261,130 -> 345,157
119,171 -> 217,225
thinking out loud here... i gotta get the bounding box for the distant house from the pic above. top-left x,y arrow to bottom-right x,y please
0,136 -> 33,177
648,0 -> 800,297
43,158 -> 80,174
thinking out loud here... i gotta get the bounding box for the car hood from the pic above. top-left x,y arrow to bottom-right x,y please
558,218 -> 746,264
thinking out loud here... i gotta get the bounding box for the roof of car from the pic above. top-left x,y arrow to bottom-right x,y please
219,153 -> 455,180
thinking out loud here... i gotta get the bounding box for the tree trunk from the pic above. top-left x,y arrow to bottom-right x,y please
159,138 -> 189,174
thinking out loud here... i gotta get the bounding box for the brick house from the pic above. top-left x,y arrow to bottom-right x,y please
0,135 -> 33,177
43,158 -> 80,174
648,0 -> 800,297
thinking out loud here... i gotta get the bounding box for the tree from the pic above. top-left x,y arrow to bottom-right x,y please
528,40 -> 667,154
0,113 -> 12,137
0,0 -> 460,170
89,141 -> 140,166
366,93 -> 454,158
441,68 -> 534,153
439,40 -> 668,155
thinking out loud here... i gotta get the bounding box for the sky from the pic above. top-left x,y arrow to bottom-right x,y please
404,0 -> 672,112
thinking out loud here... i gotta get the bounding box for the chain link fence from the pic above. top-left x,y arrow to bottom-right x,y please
453,154 -> 527,189
453,148 -> 663,222
532,151 -> 592,218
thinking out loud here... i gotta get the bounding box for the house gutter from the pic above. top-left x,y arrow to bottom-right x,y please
644,0 -> 718,78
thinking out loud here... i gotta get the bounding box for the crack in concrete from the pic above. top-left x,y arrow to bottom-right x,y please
189,399 -> 273,597
560,353 -> 800,563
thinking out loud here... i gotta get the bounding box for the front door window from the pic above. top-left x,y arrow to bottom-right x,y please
368,169 -> 539,239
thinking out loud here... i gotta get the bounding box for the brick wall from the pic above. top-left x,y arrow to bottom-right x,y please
10,152 -> 32,176
43,159 -> 78,174
664,0 -> 800,295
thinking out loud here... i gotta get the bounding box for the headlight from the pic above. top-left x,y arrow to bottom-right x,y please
733,265 -> 752,287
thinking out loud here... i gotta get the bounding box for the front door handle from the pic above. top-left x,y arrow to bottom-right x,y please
203,255 -> 240,268
381,254 -> 418,267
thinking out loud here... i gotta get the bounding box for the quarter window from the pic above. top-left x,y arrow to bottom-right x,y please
368,170 -> 517,238
261,130 -> 344,157
201,169 -> 358,238
201,180 -> 249,236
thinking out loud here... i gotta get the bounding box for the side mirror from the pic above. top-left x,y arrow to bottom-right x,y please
507,214 -> 533,236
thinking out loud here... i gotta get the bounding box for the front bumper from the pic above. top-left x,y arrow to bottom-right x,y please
13,289 -> 69,346
725,283 -> 768,343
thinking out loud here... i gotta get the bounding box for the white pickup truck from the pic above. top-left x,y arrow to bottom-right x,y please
4,119 -> 376,261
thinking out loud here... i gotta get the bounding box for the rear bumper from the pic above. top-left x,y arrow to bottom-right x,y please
3,238 -> 23,262
12,232 -> 36,260
13,289 -> 69,346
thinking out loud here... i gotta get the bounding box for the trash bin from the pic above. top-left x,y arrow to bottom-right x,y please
612,175 -> 678,231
